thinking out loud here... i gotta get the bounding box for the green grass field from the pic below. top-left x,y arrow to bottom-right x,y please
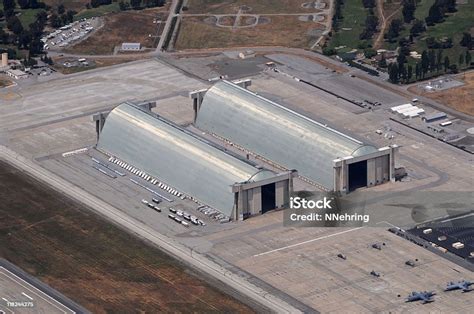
74,3 -> 121,20
18,9 -> 44,29
327,0 -> 369,52
414,1 -> 473,68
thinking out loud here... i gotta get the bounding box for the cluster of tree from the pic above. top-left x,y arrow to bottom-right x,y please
17,0 -> 46,9
388,49 -> 471,83
409,19 -> 425,37
331,0 -> 344,32
89,0 -> 111,9
425,0 -> 456,26
460,32 -> 472,50
362,0 -> 375,9
1,0 -> 47,56
49,10 -> 76,28
385,19 -> 403,43
359,9 -> 378,40
2,0 -> 16,18
425,36 -> 453,49
118,0 -> 165,11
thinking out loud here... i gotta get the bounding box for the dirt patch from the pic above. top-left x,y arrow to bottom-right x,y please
242,16 -> 257,26
65,8 -> 166,55
257,16 -> 271,25
204,16 -> 218,24
0,160 -> 256,313
408,71 -> 474,116
0,77 -> 14,88
217,15 -> 236,26
186,0 -> 319,14
52,57 -> 139,74
176,15 -> 322,49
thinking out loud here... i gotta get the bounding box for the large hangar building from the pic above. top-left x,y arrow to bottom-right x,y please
193,80 -> 398,193
96,103 -> 295,220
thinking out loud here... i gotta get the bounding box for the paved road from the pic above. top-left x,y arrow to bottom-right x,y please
0,145 -> 302,314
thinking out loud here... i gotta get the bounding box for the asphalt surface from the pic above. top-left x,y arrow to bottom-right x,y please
0,145 -> 301,313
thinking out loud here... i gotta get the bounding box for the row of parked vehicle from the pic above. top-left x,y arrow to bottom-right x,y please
169,208 -> 205,227
141,198 -> 206,228
197,205 -> 230,223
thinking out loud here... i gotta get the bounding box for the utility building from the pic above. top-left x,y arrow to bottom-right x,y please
194,80 -> 398,193
96,103 -> 295,220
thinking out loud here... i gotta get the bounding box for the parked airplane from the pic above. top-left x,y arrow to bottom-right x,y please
406,291 -> 435,303
445,280 -> 473,292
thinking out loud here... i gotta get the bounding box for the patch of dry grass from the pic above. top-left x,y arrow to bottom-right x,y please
175,15 -> 323,49
66,9 -> 166,55
408,71 -> 474,116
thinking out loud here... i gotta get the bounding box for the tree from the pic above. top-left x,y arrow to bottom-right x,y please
407,64 -> 413,82
50,13 -> 62,28
397,52 -> 407,65
57,4 -> 65,14
415,62 -> 421,80
428,49 -> 436,71
425,4 -> 443,26
7,16 -> 24,35
360,13 -> 378,39
362,0 -> 376,8
364,48 -> 376,58
436,49 -> 443,72
388,63 -> 400,83
458,53 -> 464,66
466,51 -> 472,66
36,10 -> 48,25
119,0 -> 129,10
130,0 -> 141,9
402,0 -> 416,23
386,19 -> 403,42
444,56 -> 450,72
421,50 -> 429,77
18,0 -> 29,9
3,0 -> 16,12
460,32 -> 472,50
29,37 -> 43,55
410,19 -> 425,36
400,64 -> 407,82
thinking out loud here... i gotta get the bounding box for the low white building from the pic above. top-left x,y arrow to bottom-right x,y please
6,69 -> 28,79
239,50 -> 255,59
121,42 -> 141,51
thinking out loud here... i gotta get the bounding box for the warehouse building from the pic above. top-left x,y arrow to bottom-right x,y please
121,42 -> 141,51
193,80 -> 398,193
96,103 -> 295,220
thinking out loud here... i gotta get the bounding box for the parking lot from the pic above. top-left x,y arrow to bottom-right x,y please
42,17 -> 102,50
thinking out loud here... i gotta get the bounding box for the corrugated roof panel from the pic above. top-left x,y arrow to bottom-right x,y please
195,80 -> 378,189
97,104 -> 275,216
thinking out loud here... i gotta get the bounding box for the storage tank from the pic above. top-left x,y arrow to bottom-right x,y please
1,53 -> 7,67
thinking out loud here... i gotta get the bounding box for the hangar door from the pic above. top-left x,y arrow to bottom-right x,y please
261,183 -> 276,213
348,160 -> 367,191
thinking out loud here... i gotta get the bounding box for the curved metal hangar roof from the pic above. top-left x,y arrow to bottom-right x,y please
97,104 -> 275,216
195,80 -> 377,189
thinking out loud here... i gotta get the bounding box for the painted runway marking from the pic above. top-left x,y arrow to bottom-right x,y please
22,292 -> 33,300
253,227 -> 364,257
1,268 -> 73,313
440,212 -> 474,223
